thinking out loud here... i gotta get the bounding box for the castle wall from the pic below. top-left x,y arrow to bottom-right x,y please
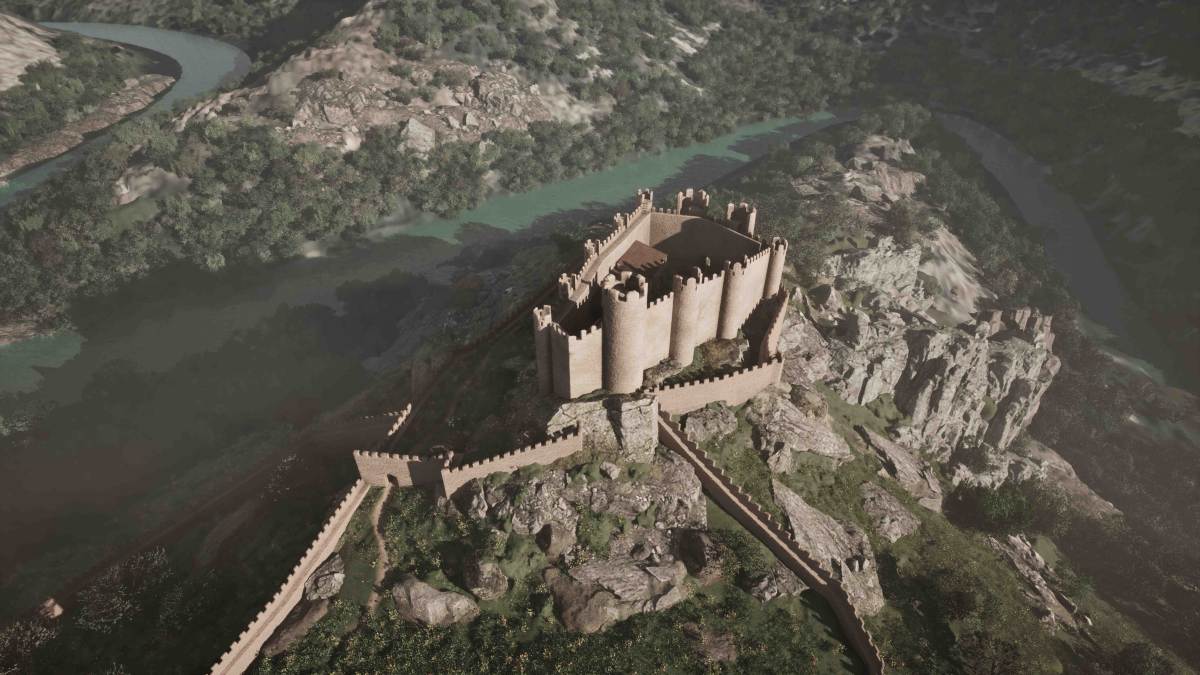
657,417 -> 885,675
210,481 -> 370,675
758,290 -> 791,362
550,322 -> 602,399
691,270 -> 725,345
440,429 -> 584,496
649,356 -> 784,415
353,450 -> 444,488
643,292 -> 675,370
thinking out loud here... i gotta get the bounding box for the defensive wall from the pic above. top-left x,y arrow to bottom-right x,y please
353,427 -> 583,497
647,356 -> 785,416
657,415 -> 886,675
210,480 -> 370,675
535,189 -> 788,398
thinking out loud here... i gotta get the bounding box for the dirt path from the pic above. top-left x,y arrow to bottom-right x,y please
366,484 -> 392,612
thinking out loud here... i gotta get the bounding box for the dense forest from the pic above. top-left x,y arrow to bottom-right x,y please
0,31 -> 148,156
0,0 -> 895,331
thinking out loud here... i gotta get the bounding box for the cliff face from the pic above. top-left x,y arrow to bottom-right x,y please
0,13 -> 58,92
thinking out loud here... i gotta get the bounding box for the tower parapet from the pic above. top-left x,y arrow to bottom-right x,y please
533,305 -> 555,395
602,273 -> 648,393
718,257 -> 752,340
726,202 -> 757,236
764,237 -> 788,298
670,268 -> 704,366
675,188 -> 710,215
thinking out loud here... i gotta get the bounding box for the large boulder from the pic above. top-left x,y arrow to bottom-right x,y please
772,480 -> 884,615
464,559 -> 509,601
545,557 -> 690,633
859,482 -> 920,543
676,529 -> 725,585
392,577 -> 480,627
682,403 -> 738,444
303,554 -> 345,601
745,386 -> 852,471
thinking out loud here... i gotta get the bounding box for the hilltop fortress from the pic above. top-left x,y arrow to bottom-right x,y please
534,188 -> 789,398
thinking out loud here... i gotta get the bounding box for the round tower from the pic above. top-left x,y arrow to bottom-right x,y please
670,269 -> 703,366
533,305 -> 554,395
602,274 -> 648,394
718,258 -> 751,340
764,237 -> 788,298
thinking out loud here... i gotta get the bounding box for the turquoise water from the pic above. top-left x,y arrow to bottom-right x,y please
0,110 -> 843,398
0,23 -> 250,207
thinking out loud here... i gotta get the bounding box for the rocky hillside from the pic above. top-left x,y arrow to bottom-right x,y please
0,12 -> 58,91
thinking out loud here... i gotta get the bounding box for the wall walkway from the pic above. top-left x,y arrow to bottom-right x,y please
209,480 -> 370,674
657,414 -> 886,675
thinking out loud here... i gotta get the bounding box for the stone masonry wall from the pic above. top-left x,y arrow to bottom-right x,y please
657,416 -> 885,675
440,428 -> 583,496
648,356 -> 785,415
210,480 -> 370,674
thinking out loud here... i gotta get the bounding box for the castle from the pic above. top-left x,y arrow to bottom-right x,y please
533,188 -> 789,398
213,191 -> 891,675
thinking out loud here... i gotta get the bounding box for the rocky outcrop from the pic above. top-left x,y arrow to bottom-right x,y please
771,480 -> 884,616
460,451 -> 705,558
859,482 -> 919,543
858,429 -> 943,511
548,396 -> 659,462
987,534 -> 1079,630
391,576 -> 480,627
175,4 -> 555,151
262,599 -> 329,657
821,236 -> 923,303
749,561 -> 807,602
675,529 -> 725,585
303,554 -> 345,601
0,13 -> 59,92
745,385 -> 852,471
464,559 -> 509,601
777,304 -> 833,384
682,403 -> 738,445
545,558 -> 689,633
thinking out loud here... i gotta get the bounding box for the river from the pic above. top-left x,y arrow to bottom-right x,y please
0,23 -> 1161,617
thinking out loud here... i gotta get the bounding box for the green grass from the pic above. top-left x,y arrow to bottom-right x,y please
335,487 -> 385,608
700,408 -> 785,522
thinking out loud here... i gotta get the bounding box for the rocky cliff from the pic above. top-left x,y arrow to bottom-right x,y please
0,13 -> 58,92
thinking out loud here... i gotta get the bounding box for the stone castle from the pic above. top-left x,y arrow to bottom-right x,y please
533,188 -> 789,398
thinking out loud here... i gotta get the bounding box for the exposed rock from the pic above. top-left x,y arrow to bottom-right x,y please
462,452 -> 705,552
0,14 -> 59,92
400,117 -> 436,153
821,236 -> 924,305
986,534 -> 1077,630
749,561 -> 807,602
682,403 -> 738,444
303,554 -> 345,601
114,164 -> 190,205
676,529 -> 724,584
1020,439 -> 1119,518
745,386 -> 852,471
772,480 -> 884,615
778,306 -> 833,384
853,135 -> 916,163
545,557 -> 690,633
391,576 -> 480,627
858,429 -> 943,511
536,521 -> 577,560
825,308 -> 911,406
464,559 -> 509,601
948,445 -> 1046,489
859,482 -> 920,543
548,396 -> 659,462
262,598 -> 329,657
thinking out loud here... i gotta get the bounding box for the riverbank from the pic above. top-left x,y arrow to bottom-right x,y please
0,73 -> 175,181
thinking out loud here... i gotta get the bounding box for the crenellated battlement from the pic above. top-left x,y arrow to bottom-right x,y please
210,480 -> 370,674
534,189 -> 787,399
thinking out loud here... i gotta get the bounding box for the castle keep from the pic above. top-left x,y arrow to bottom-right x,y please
534,189 -> 789,398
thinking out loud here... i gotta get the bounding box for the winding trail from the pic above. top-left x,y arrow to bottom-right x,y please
366,484 -> 392,612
